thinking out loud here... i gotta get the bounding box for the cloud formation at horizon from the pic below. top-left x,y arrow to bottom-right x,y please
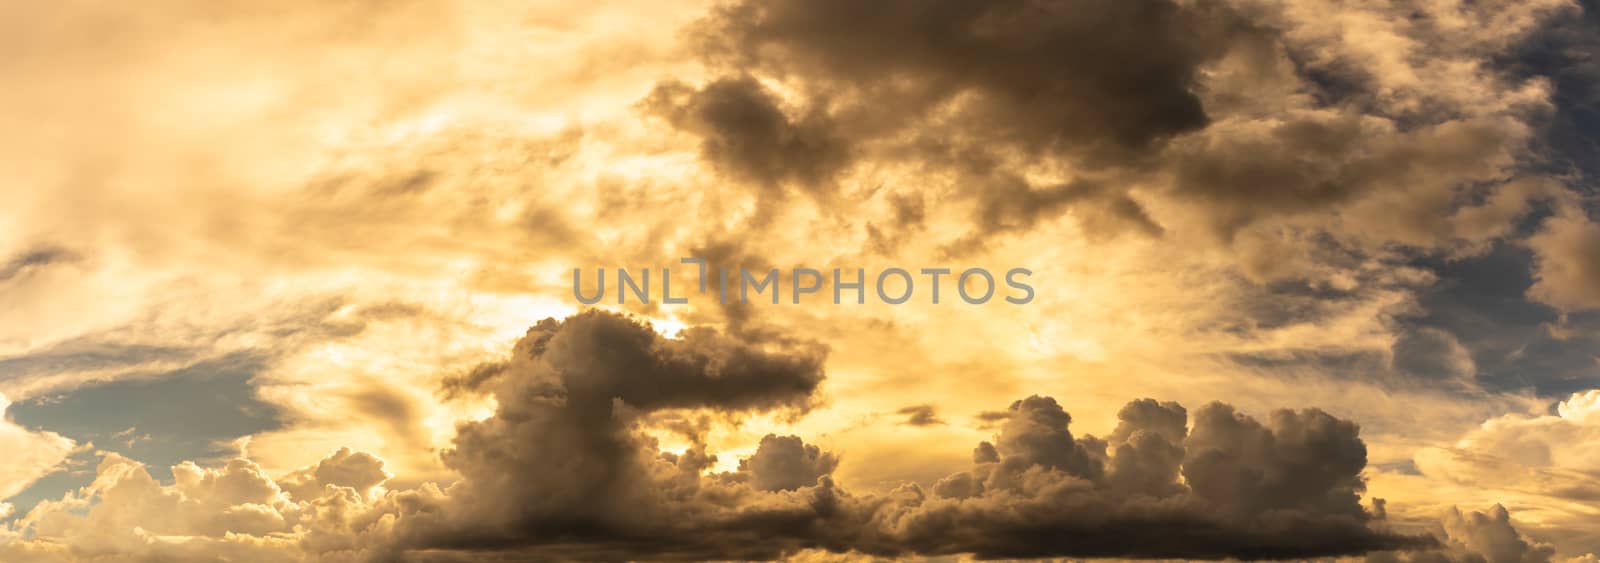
3,0 -> 1600,560
1,311 -> 1444,561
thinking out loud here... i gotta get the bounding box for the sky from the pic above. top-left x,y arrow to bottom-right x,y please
2,0 -> 1600,561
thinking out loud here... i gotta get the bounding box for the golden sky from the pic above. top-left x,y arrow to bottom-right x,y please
2,0 -> 1600,561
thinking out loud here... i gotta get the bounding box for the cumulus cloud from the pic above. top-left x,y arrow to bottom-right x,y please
735,434 -> 841,492
397,312 -> 1423,559
1372,505 -> 1564,563
1440,505 -> 1559,563
460,310 -> 1460,559
406,311 -> 832,558
0,450 -> 395,562
1401,390 -> 1600,557
1417,390 -> 1600,498
276,447 -> 391,502
2,312 -> 1434,561
9,0 -> 1600,560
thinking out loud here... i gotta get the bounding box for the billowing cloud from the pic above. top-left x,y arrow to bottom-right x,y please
1372,504 -> 1564,563
692,0 -> 1248,162
0,450 -> 392,562
1391,389 -> 1600,557
652,0 -> 1572,265
9,312 -> 1440,561
1440,505 -> 1560,563
277,447 -> 391,502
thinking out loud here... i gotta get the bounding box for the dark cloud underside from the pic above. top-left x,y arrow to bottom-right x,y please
386,312 -> 1427,560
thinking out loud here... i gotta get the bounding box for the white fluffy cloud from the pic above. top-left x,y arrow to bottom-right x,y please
1396,390 -> 1600,557
0,449 -> 413,563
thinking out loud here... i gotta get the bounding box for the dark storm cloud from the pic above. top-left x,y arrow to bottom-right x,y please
869,396 -> 1424,560
398,310 -> 836,560
1167,114 -> 1529,241
642,75 -> 851,193
734,434 -> 840,492
638,0 -> 1303,251
691,0 -> 1257,163
660,0 -> 1569,261
383,311 -> 1427,560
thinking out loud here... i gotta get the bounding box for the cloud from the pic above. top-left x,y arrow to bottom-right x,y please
4,353 -> 284,480
2,0 -> 1598,560
643,75 -> 851,194
894,404 -> 945,427
3,312 -> 1434,561
1392,327 -> 1479,382
1161,112 -> 1534,245
692,0 -> 1251,163
673,0 -> 1249,247
427,313 -> 1427,561
1384,389 -> 1600,557
0,448 -> 413,562
1417,390 -> 1600,495
1371,505 -> 1565,563
277,447 -> 391,502
648,0 -> 1578,274
0,394 -> 75,502
0,247 -> 77,284
1528,206 -> 1600,311
401,360 -> 1423,560
404,310 -> 833,558
735,434 -> 841,492
874,395 -> 1424,559
1440,505 -> 1559,563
